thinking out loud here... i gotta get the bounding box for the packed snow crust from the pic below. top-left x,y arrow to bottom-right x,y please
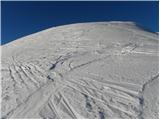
1,22 -> 159,119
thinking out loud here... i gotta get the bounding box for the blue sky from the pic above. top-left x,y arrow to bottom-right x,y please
1,1 -> 159,45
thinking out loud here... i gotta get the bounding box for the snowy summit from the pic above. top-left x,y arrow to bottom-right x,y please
1,22 -> 159,119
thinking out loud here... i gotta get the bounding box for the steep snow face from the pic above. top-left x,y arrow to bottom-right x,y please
1,22 -> 159,119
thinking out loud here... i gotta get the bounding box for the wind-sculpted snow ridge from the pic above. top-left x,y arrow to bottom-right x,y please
1,22 -> 159,119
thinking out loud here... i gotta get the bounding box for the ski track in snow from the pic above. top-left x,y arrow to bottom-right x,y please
1,22 -> 159,119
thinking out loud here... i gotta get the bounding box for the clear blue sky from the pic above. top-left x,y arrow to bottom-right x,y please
1,1 -> 159,45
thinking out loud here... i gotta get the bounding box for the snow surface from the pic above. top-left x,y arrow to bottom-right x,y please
1,22 -> 159,119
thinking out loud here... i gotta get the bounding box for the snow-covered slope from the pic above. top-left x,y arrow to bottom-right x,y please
1,22 -> 159,119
